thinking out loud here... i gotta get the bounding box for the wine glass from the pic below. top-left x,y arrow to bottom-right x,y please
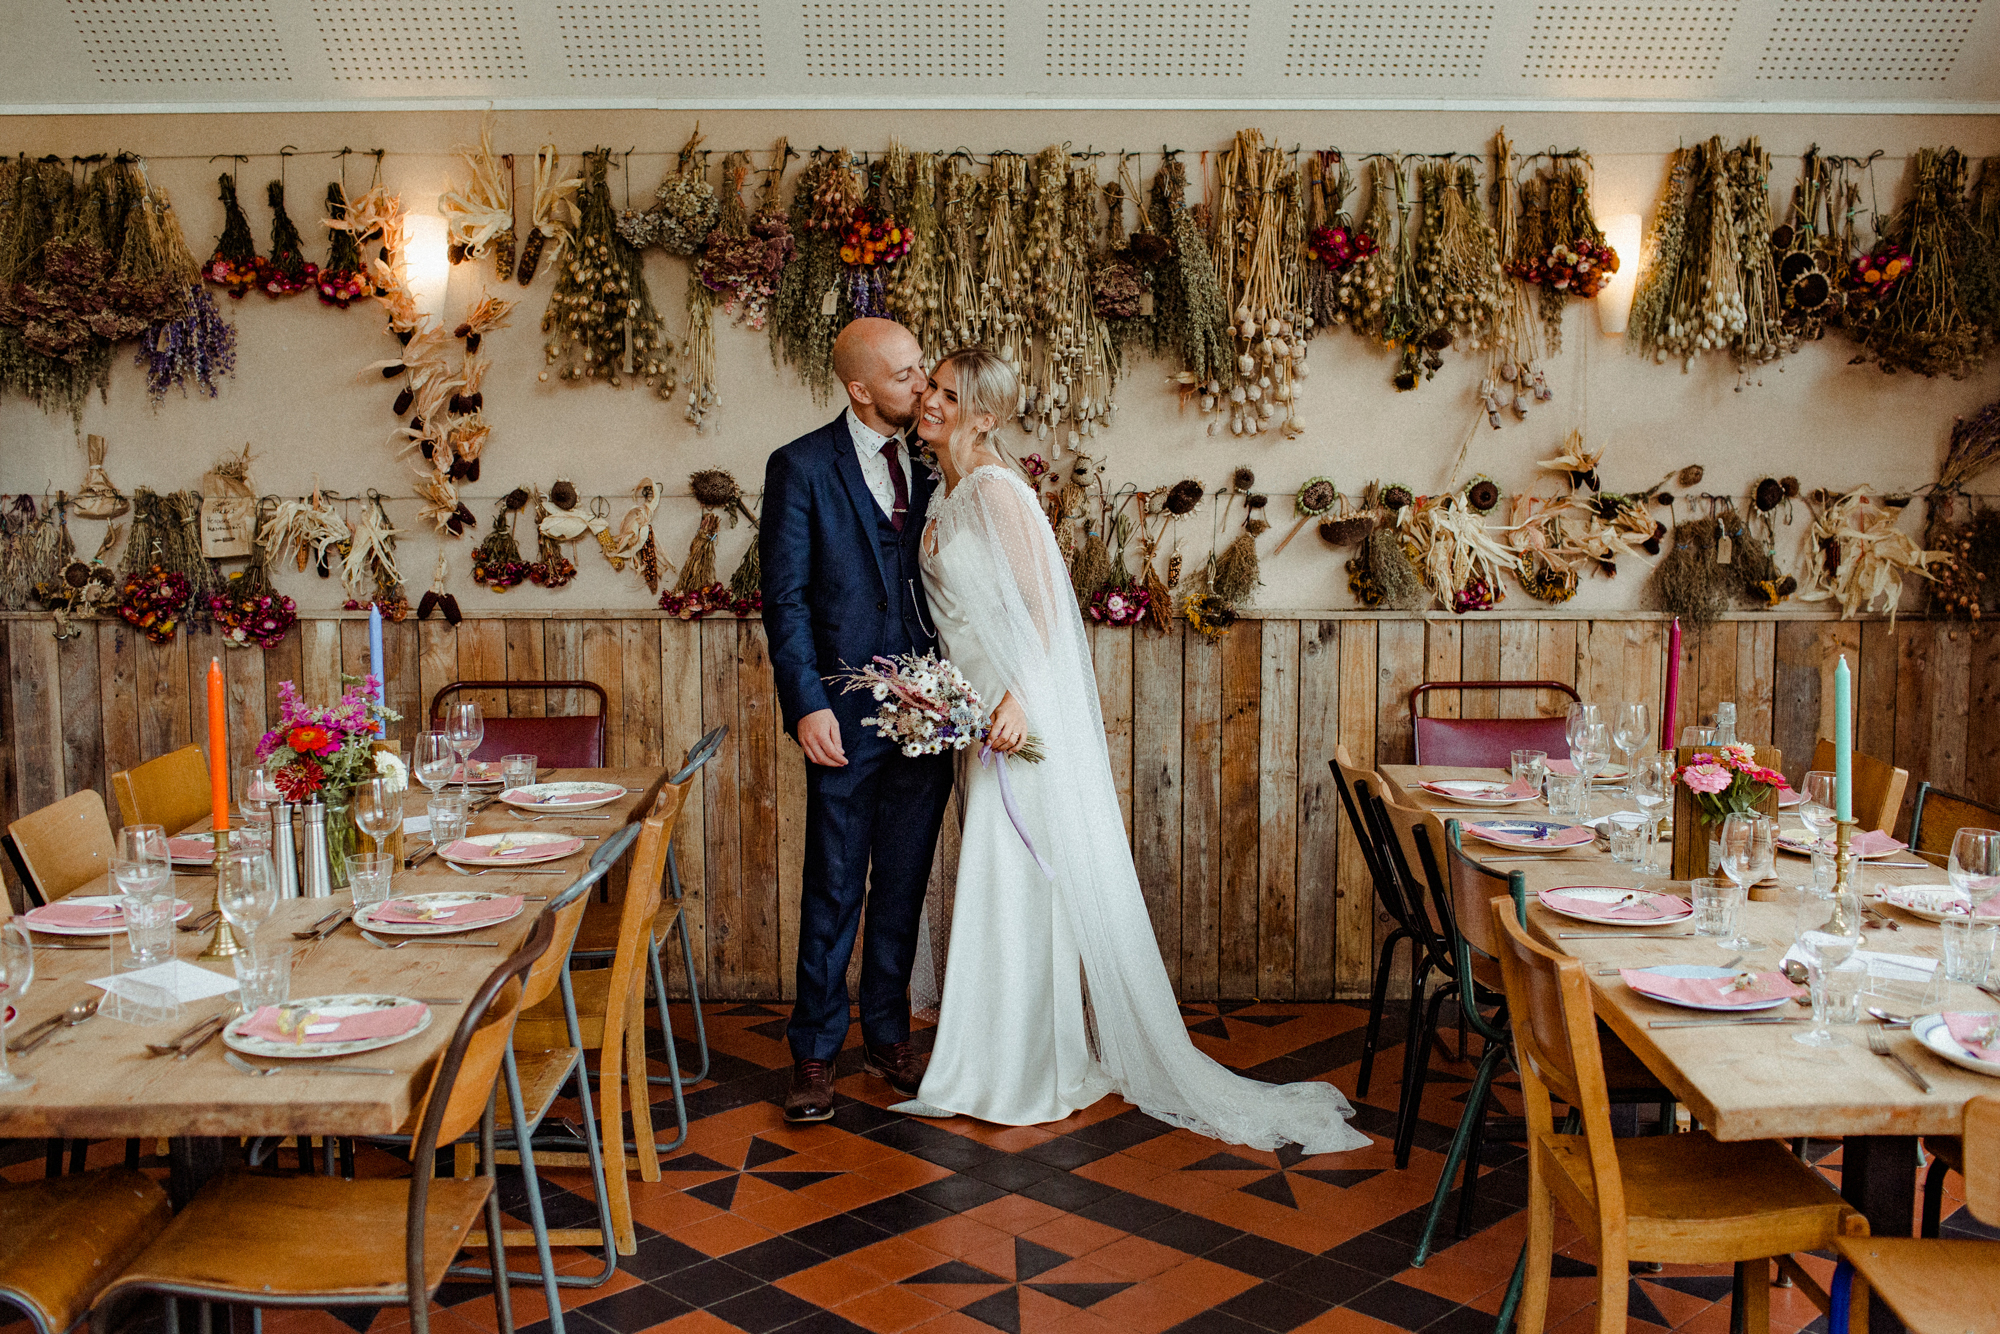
1949,827 -> 2000,911
443,702 -> 485,803
1793,891 -> 1862,1049
1611,703 -> 1650,795
1565,702 -> 1604,759
1631,752 -> 1672,873
1570,722 -> 1612,820
1717,812 -> 1775,951
111,824 -> 174,968
238,765 -> 278,850
1798,771 -> 1837,850
0,925 -> 34,1092
354,775 -> 402,855
414,731 -> 455,797
216,850 -> 279,957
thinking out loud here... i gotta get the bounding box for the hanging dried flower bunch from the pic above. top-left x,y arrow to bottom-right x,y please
1209,131 -> 1307,438
138,204 -> 236,404
317,183 -> 371,307
661,494 -> 729,619
1769,148 -> 1859,345
1925,394 -> 2000,545
1401,493 -> 1514,613
526,488 -> 577,589
1476,131 -> 1550,429
541,148 -> 674,395
439,115 -> 514,267
1016,149 -> 1117,449
1959,157 -> 2000,338
888,148 -> 950,356
771,150 -> 861,398
1850,147 -> 1985,378
260,179 -> 317,296
118,488 -> 220,634
975,153 -> 1029,382
1413,158 -> 1505,353
697,141 -> 795,331
416,549 -> 462,624
1304,151 -> 1372,332
340,491 -> 408,618
517,145 -> 579,285
1507,155 -> 1616,353
202,172 -> 262,297
1150,153 -> 1233,404
1334,156 -> 1400,350
602,480 -> 666,591
471,490 -> 530,591
211,503 -> 297,649
621,127 -> 719,255
40,520 -> 122,640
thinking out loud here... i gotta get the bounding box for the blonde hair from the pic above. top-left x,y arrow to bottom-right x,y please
935,346 -> 1018,443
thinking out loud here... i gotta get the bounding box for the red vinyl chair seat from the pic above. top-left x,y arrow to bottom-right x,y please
430,681 -> 608,768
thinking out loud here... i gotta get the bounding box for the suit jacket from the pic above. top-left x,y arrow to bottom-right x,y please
760,413 -> 941,741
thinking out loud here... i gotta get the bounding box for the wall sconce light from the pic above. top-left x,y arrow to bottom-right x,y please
403,212 -> 452,329
1597,212 -> 1643,336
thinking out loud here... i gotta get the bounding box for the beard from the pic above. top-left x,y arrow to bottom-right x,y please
875,395 -> 921,431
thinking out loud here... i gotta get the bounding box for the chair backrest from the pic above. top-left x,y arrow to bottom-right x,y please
429,681 -> 609,767
9,790 -> 116,904
523,859 -> 614,1011
597,779 -> 690,1050
1909,783 -> 2000,859
1442,819 -> 1527,994
1329,747 -> 1411,933
110,745 -> 212,836
672,724 -> 730,784
1410,681 -> 1580,768
1964,1096 -> 2000,1227
1373,796 -> 1451,948
1492,904 -> 1624,1220
1810,738 -> 1909,836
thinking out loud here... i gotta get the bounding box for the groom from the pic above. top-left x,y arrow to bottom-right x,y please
761,317 -> 956,1123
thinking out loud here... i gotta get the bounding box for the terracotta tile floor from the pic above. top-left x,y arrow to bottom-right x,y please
62,1000 -> 2000,1334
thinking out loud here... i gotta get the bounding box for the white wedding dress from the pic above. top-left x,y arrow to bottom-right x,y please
894,464 -> 1369,1154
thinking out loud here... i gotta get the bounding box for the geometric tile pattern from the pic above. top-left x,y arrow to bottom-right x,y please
213,999 -> 1944,1334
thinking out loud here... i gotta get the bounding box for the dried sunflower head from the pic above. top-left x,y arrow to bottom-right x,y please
550,478 -> 579,510
1380,483 -> 1415,512
1319,515 -> 1374,546
1296,477 -> 1338,517
690,468 -> 743,510
1464,476 -> 1502,515
1781,476 -> 1800,499
1753,477 -> 1786,513
1165,479 -> 1205,516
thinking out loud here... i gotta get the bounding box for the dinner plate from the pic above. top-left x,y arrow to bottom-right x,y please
1418,780 -> 1540,807
447,761 -> 507,787
355,891 -> 525,936
167,832 -> 216,866
1912,1013 -> 2000,1079
440,832 -> 584,867
1622,964 -> 1794,1012
1777,834 -> 1908,861
1463,819 -> 1596,851
222,993 -> 432,1059
498,780 -> 626,812
1537,886 -> 1693,926
20,895 -> 196,936
1545,760 -> 1631,784
1878,885 -> 2000,924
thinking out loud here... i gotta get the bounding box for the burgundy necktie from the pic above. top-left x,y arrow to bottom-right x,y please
880,439 -> 908,533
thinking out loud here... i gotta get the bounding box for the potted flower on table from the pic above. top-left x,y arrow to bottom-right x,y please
257,676 -> 403,887
1672,742 -> 1788,880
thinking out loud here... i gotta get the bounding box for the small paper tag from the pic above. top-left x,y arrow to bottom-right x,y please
1715,533 -> 1734,565
820,287 -> 838,316
1139,290 -> 1155,316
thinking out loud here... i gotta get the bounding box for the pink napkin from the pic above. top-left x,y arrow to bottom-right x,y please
511,789 -> 599,805
451,762 -> 500,782
23,902 -> 122,928
1852,830 -> 1908,856
372,895 -> 521,925
1474,825 -> 1594,849
238,1002 -> 426,1045
1422,781 -> 1538,801
1621,969 -> 1806,1007
1944,1013 -> 2000,1061
1778,787 -> 1803,808
1541,890 -> 1687,921
167,837 -> 213,864
442,837 -> 578,862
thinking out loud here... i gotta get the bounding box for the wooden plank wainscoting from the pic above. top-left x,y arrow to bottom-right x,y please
3,613 -> 1995,1001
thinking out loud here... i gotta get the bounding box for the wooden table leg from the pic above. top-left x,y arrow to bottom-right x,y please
1840,1135 -> 1916,1334
168,1136 -> 239,1209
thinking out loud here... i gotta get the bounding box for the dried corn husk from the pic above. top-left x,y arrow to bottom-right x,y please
439,114 -> 514,261
1799,491 -> 1946,620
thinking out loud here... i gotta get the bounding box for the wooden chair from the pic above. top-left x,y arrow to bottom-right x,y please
1491,905 -> 1865,1334
1834,1097 -> 2000,1332
0,1168 -> 171,1334
510,778 -> 689,1256
1810,739 -> 1908,836
7,790 -> 115,906
1362,793 -> 1451,1168
1330,746 -> 1438,1103
92,911 -> 556,1334
430,681 -> 609,768
109,745 -> 212,836
1908,782 -> 2000,862
1410,680 -> 1580,769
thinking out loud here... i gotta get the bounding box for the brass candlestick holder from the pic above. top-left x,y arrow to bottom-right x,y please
1818,817 -> 1862,937
198,827 -> 246,961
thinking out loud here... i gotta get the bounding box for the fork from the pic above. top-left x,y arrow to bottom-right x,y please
444,862 -> 573,876
360,929 -> 499,950
1866,1027 -> 1931,1092
224,1050 -> 397,1077
508,810 -> 612,822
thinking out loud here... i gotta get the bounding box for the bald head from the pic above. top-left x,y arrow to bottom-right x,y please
832,318 -> 926,434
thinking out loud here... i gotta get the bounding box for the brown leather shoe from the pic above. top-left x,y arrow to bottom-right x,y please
863,1040 -> 928,1098
784,1059 -> 835,1123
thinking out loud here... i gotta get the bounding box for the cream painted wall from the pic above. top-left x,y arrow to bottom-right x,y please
3,108 -> 1997,615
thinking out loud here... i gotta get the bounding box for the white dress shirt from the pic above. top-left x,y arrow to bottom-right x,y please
845,407 -> 910,521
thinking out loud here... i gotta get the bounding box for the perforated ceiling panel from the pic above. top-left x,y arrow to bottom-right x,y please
802,1 -> 1004,77
1045,2 -> 1252,79
556,2 -> 765,78
67,0 -> 291,83
1524,3 -> 1739,81
1758,2 -> 1982,82
1285,2 -> 1494,79
312,2 -> 528,81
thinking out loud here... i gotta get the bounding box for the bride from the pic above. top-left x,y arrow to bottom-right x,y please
893,347 -> 1368,1155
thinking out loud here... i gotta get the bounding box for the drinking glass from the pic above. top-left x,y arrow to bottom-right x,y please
350,852 -> 395,910
354,775 -> 402,852
502,753 -> 538,792
1510,749 -> 1548,796
1631,752 -> 1672,873
1798,771 -> 1838,850
234,947 -> 292,1011
216,850 -> 279,955
1717,812 -> 1775,951
414,731 -> 456,796
111,825 -> 175,968
1821,960 -> 1867,1024
1565,702 -> 1604,758
443,702 -> 484,802
1680,726 -> 1717,748
1611,703 -> 1650,793
428,794 -> 469,851
1608,811 -> 1647,863
1545,773 -> 1587,822
1949,828 -> 2000,909
1571,722 -> 1612,792
0,925 -> 34,1092
1691,877 -> 1736,939
1794,897 -> 1861,1049
1942,917 -> 1999,984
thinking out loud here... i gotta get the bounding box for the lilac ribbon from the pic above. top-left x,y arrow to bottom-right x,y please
980,745 -> 1054,880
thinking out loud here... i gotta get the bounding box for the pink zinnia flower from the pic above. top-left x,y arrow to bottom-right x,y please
1682,763 -> 1732,795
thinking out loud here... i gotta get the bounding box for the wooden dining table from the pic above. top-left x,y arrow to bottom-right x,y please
1383,762 -> 1997,1306
0,766 -> 664,1201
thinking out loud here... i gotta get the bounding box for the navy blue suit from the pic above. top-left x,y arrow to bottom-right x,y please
761,413 -> 955,1062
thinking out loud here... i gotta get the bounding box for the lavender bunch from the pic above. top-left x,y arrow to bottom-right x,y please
137,284 -> 237,402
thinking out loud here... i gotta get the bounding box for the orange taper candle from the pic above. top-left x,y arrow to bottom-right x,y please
207,657 -> 229,831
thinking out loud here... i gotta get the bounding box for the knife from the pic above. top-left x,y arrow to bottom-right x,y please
176,1014 -> 231,1060
406,841 -> 439,871
1649,1016 -> 1805,1029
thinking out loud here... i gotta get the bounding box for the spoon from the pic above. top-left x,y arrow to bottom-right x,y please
444,863 -> 572,877
360,929 -> 499,950
9,998 -> 98,1054
1866,1007 -> 1913,1028
177,909 -> 220,934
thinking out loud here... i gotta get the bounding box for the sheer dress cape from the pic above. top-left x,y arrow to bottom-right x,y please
912,465 -> 1368,1155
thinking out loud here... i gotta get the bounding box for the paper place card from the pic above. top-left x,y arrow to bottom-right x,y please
88,959 -> 242,1003
403,815 -> 431,835
1779,944 -> 1938,984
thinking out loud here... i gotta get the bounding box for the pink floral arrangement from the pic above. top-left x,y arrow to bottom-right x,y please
255,677 -> 399,804
1308,224 -> 1378,273
210,585 -> 297,650
659,583 -> 733,620
117,565 -> 192,644
831,652 -> 1043,762
1087,584 -> 1151,626
1674,742 -> 1787,821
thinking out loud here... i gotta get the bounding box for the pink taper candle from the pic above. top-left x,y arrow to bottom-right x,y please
207,657 -> 229,831
1661,617 -> 1681,750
